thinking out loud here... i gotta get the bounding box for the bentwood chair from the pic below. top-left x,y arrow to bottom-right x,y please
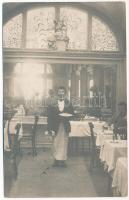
88,122 -> 101,169
12,123 -> 21,179
19,115 -> 39,157
4,122 -> 21,180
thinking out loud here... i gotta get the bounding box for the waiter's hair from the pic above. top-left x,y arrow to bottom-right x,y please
58,86 -> 66,92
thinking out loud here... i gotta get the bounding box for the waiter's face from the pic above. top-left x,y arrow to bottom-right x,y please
58,89 -> 65,100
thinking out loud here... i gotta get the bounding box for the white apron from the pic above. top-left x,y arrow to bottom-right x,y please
53,122 -> 68,160
53,100 -> 68,160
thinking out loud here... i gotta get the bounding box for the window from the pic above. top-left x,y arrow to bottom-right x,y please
92,16 -> 118,51
60,7 -> 88,49
14,63 -> 53,99
3,6 -> 119,51
26,7 -> 55,49
3,14 -> 22,48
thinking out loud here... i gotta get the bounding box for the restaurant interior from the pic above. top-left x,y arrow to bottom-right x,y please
3,2 -> 127,198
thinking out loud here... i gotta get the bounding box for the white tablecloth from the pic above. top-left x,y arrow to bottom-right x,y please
70,121 -> 90,137
69,120 -> 106,137
112,157 -> 128,197
93,121 -> 106,134
96,130 -> 113,146
100,140 -> 127,172
13,115 -> 47,125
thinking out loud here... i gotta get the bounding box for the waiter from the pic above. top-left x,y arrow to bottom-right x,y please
47,86 -> 74,167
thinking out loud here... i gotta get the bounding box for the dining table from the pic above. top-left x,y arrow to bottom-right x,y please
11,115 -> 47,125
68,119 -> 107,154
112,157 -> 128,197
69,120 -> 106,137
5,113 -> 111,154
69,121 -> 90,137
96,129 -> 113,147
100,139 -> 127,173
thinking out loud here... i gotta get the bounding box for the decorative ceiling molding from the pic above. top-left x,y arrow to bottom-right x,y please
3,49 -> 125,65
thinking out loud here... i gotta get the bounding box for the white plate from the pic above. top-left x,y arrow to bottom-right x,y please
59,113 -> 73,117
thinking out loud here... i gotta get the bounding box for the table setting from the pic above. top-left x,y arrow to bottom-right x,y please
99,139 -> 127,173
95,124 -> 113,147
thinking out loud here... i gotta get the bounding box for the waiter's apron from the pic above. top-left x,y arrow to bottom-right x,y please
53,122 -> 68,160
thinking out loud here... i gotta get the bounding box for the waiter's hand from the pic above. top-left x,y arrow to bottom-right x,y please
45,130 -> 56,136
51,130 -> 56,136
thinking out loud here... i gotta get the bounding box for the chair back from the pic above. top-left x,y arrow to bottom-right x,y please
15,123 -> 21,138
4,119 -> 10,151
88,122 -> 96,150
13,123 -> 21,155
6,115 -> 13,149
32,115 -> 39,136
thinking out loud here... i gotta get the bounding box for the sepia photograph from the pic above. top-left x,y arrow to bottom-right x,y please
2,0 -> 127,198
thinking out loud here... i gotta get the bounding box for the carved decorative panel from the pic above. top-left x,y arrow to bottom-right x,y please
60,7 -> 88,50
92,16 -> 119,51
3,14 -> 22,48
26,7 -> 55,49
3,7 -> 119,52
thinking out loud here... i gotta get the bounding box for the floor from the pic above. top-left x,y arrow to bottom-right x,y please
5,148 -> 110,198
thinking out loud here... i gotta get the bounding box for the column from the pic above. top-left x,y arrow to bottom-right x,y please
80,65 -> 88,106
116,61 -> 127,113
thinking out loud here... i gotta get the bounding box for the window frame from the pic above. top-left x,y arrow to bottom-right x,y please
3,4 -> 120,52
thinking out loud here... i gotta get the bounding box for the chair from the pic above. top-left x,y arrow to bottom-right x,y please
88,122 -> 100,169
4,122 -> 21,180
12,123 -> 21,156
4,112 -> 14,151
19,115 -> 39,156
11,123 -> 21,179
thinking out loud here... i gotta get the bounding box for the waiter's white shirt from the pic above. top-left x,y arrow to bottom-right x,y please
58,100 -> 64,112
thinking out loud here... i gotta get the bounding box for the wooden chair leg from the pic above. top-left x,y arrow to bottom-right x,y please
107,174 -> 112,196
18,141 -> 23,156
32,137 -> 37,157
11,152 -> 18,180
72,138 -> 75,155
71,138 -> 74,155
90,150 -> 95,170
89,138 -> 91,152
69,138 -> 72,155
13,159 -> 18,180
75,138 -> 79,154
